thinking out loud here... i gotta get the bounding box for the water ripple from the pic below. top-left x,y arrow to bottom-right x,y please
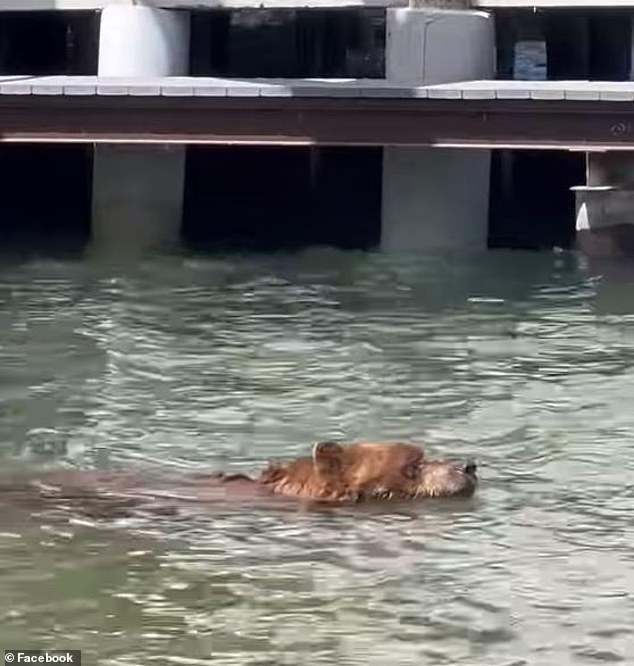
1,250 -> 634,665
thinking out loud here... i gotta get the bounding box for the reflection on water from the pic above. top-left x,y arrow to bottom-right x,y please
1,248 -> 634,665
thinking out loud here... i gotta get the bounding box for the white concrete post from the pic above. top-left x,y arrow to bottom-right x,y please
382,9 -> 495,253
91,7 -> 190,256
574,152 -> 634,258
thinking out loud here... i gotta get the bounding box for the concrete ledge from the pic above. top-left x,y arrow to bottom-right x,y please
476,0 -> 634,6
576,188 -> 634,231
571,185 -> 620,192
3,77 -> 634,101
4,0 -> 634,10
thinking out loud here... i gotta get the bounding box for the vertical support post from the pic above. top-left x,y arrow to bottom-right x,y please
381,8 -> 494,253
574,153 -> 634,258
90,7 -> 190,256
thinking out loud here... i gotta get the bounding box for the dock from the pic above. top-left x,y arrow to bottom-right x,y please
2,0 -> 634,7
1,1 -> 634,255
3,77 -> 634,151
0,0 -> 408,7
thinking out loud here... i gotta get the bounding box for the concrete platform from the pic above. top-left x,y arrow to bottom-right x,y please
2,76 -> 634,148
3,0 -> 634,9
4,76 -> 634,101
476,1 -> 634,6
2,0 -> 633,9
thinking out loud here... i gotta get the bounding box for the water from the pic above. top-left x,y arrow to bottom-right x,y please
1,248 -> 633,666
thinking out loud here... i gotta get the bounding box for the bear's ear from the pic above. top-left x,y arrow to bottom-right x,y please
312,441 -> 344,480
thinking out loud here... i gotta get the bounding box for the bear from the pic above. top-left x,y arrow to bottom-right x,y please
253,440 -> 477,503
1,441 -> 477,518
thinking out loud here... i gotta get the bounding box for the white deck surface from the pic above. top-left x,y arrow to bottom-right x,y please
1,0 -> 633,9
475,1 -> 634,7
1,76 -> 634,101
1,0 -> 632,9
0,0 -> 407,10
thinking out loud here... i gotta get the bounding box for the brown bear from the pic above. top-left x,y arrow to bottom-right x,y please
1,441 -> 477,518
252,440 -> 477,503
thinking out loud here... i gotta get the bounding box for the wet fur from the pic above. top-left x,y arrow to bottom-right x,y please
257,441 -> 477,503
0,441 -> 476,519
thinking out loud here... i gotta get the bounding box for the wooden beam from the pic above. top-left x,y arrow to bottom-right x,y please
2,94 -> 634,149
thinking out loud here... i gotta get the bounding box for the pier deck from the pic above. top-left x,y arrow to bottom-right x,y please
3,76 -> 634,150
0,0 -> 407,8
475,1 -> 634,7
1,0 -> 633,7
1,0 -> 633,8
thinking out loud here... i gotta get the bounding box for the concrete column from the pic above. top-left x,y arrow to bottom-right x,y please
91,7 -> 190,256
381,9 -> 494,253
97,6 -> 189,77
574,153 -> 634,258
91,146 -> 187,254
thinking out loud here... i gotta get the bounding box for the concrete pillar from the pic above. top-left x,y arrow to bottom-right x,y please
574,153 -> 634,258
91,7 -> 190,255
97,6 -> 189,77
383,148 -> 491,252
381,9 -> 494,253
91,146 -> 187,254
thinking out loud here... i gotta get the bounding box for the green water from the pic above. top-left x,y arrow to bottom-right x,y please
1,249 -> 633,665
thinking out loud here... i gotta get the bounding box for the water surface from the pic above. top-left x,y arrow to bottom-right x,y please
1,249 -> 633,665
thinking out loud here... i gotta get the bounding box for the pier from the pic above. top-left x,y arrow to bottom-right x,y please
3,77 -> 634,150
1,1 -> 634,254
